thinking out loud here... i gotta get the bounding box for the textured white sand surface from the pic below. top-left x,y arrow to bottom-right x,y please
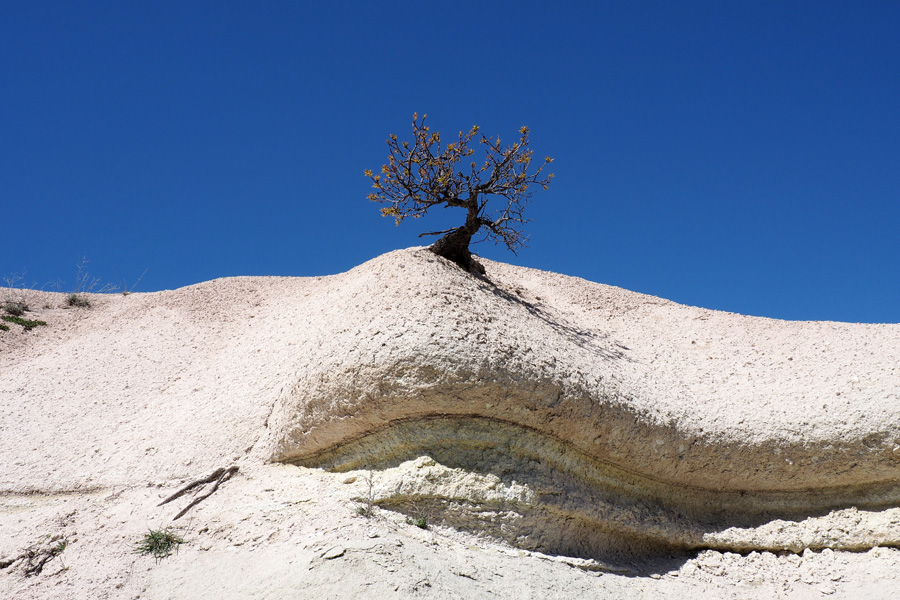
1,247 -> 899,599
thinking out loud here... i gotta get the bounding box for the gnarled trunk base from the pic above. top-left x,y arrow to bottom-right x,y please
430,229 -> 485,275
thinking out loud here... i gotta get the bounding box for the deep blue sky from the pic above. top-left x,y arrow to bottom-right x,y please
2,2 -> 898,323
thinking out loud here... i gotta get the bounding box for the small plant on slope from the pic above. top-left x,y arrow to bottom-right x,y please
2,301 -> 27,316
134,528 -> 185,561
1,315 -> 47,331
354,470 -> 376,518
66,293 -> 91,308
2,271 -> 34,311
65,257 -> 119,308
405,502 -> 430,530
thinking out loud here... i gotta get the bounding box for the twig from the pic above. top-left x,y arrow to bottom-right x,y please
159,466 -> 238,521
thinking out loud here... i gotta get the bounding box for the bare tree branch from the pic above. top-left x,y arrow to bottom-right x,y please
367,114 -> 554,274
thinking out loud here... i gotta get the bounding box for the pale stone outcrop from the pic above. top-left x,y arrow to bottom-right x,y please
2,247 -> 899,599
262,248 -> 900,555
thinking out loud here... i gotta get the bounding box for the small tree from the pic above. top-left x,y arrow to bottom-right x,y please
366,113 -> 554,274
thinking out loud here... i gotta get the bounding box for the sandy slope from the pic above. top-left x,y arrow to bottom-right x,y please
1,247 -> 899,599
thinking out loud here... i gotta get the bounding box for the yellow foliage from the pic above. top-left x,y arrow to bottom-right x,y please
368,115 -> 552,247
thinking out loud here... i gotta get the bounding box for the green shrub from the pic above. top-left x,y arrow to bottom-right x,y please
2,301 -> 27,316
66,293 -> 91,308
134,528 -> 185,561
1,315 -> 47,331
51,539 -> 69,555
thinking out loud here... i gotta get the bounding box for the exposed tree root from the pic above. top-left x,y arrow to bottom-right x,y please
159,466 -> 239,521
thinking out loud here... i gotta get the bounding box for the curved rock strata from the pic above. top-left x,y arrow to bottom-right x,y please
290,417 -> 900,557
267,248 -> 900,556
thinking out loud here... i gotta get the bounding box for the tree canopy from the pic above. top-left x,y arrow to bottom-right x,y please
366,113 -> 553,274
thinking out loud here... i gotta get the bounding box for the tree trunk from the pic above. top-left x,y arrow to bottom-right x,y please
430,225 -> 485,275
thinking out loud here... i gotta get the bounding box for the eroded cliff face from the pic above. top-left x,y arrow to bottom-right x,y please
2,248 -> 900,600
261,248 -> 900,556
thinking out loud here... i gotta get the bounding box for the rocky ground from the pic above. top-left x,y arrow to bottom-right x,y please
2,248 -> 898,599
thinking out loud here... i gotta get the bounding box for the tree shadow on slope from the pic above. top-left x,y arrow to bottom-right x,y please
419,248 -> 628,362
473,275 -> 630,363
